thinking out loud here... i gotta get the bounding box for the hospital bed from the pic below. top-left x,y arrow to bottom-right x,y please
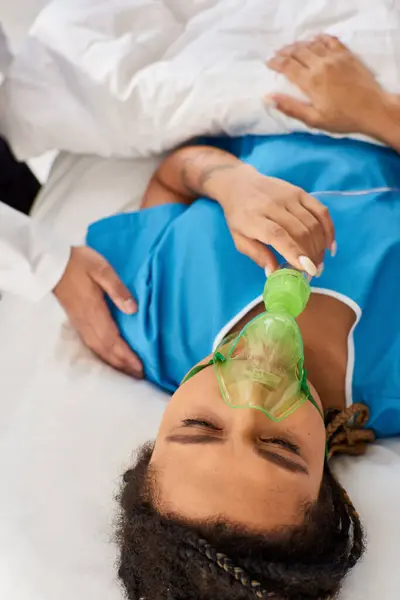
1,2 -> 400,599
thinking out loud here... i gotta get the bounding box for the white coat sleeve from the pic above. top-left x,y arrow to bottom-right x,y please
0,202 -> 71,301
0,27 -> 70,301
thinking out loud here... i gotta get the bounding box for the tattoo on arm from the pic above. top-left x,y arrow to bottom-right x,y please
180,149 -> 237,198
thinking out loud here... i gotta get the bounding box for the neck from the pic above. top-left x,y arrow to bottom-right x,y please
297,294 -> 354,412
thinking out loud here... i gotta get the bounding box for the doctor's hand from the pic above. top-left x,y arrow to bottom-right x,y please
267,35 -> 388,136
53,246 -> 143,378
219,166 -> 335,275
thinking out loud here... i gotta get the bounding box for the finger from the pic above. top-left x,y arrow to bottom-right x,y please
286,202 -> 326,266
267,55 -> 307,81
300,193 -> 336,252
289,42 -> 321,68
91,257 -> 137,314
90,332 -> 144,378
233,232 -> 279,272
308,39 -> 329,57
108,337 -> 144,378
270,208 -> 325,267
252,217 -> 318,277
315,34 -> 347,53
265,94 -> 320,127
82,295 -> 144,376
309,42 -> 329,58
276,44 -> 312,68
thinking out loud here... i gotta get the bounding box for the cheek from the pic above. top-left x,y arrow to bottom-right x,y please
288,404 -> 327,459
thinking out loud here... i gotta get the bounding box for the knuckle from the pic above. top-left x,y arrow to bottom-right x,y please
299,230 -> 312,248
325,56 -> 339,69
94,258 -> 112,280
318,204 -> 330,218
309,65 -> 325,81
308,216 -> 320,233
267,222 -> 285,239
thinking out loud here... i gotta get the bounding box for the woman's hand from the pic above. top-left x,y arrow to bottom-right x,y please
218,165 -> 335,275
142,144 -> 334,274
267,35 -> 390,136
53,246 -> 143,377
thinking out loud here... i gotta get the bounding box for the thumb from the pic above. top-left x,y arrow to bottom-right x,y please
91,257 -> 138,315
266,94 -> 320,126
233,233 -> 279,272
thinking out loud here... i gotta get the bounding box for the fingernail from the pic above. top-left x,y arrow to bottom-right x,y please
264,266 -> 271,277
331,241 -> 338,258
299,256 -> 318,277
264,95 -> 277,109
317,263 -> 324,278
123,298 -> 137,314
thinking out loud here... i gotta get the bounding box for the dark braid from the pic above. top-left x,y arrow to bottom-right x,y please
325,403 -> 375,459
187,536 -> 271,599
324,403 -> 374,566
185,535 -> 339,600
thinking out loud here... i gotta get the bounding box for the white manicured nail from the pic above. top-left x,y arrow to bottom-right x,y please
331,241 -> 338,257
317,263 -> 324,277
264,266 -> 271,277
299,256 -> 318,277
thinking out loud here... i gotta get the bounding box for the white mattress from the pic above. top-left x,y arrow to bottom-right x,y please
0,152 -> 400,600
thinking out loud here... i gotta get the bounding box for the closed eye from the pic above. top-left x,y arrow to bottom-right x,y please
182,418 -> 222,431
183,424 -> 301,457
260,437 -> 301,456
169,423 -> 308,474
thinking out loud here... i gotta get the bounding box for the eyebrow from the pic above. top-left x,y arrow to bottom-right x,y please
255,447 -> 309,475
165,434 -> 309,475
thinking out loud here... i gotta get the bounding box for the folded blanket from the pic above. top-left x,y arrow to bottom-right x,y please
1,0 -> 400,160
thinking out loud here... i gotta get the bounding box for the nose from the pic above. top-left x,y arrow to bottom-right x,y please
229,405 -> 270,443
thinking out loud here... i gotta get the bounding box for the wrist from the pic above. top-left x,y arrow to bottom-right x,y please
209,162 -> 259,208
363,92 -> 400,148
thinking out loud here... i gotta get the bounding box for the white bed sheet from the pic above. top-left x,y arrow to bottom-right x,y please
1,152 -> 400,600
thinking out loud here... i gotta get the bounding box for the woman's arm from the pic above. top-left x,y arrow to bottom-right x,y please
267,34 -> 400,153
142,144 -> 335,275
141,145 -> 249,209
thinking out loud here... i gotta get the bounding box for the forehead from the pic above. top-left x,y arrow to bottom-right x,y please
153,446 -> 307,532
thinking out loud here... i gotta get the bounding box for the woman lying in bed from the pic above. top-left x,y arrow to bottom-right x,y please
88,36 -> 400,599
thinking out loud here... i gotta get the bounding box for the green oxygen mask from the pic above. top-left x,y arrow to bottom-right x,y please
182,266 -> 324,422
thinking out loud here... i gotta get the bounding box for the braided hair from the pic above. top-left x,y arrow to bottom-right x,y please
117,406 -> 374,600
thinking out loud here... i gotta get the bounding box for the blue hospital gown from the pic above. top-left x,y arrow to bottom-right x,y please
87,133 -> 400,438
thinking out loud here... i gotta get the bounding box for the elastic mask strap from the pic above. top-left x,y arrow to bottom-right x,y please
301,368 -> 324,420
181,352 -> 227,385
301,369 -> 329,457
181,359 -> 214,385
